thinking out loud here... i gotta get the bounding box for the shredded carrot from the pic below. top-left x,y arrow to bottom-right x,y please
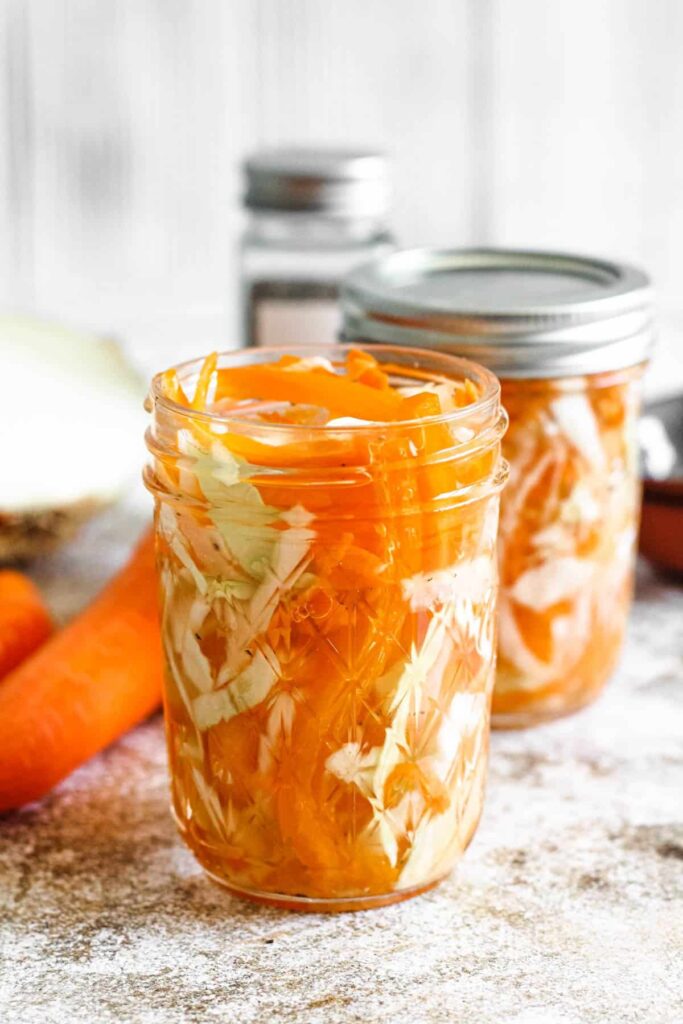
0,531 -> 163,812
169,349 -> 482,429
345,348 -> 391,390
0,571 -> 52,679
214,363 -> 402,421
152,349 -> 504,903
380,361 -> 480,408
493,370 -> 640,723
276,353 -> 304,369
345,348 -> 378,376
162,367 -> 190,407
192,351 -> 218,410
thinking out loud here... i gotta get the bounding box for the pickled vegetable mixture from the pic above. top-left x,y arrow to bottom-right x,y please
495,369 -> 642,724
151,350 -> 504,907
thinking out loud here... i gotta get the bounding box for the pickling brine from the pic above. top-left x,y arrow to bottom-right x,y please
145,345 -> 507,911
494,367 -> 643,726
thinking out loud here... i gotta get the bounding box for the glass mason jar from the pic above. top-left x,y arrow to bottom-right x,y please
144,345 -> 508,911
341,249 -> 654,728
240,148 -> 394,349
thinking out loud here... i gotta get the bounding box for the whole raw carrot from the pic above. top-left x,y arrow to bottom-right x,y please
0,530 -> 162,812
0,571 -> 52,678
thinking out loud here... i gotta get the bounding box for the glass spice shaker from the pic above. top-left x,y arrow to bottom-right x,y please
240,147 -> 393,349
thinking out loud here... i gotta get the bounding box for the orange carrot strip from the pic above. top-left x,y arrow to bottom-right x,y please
345,348 -> 391,390
214,364 -> 402,421
0,572 -> 52,679
380,362 -> 481,408
161,368 -> 190,407
345,348 -> 379,376
161,364 -> 221,456
192,351 -> 218,410
0,531 -> 162,812
397,391 -> 442,421
223,430 -> 371,471
357,367 -> 392,390
275,354 -> 301,368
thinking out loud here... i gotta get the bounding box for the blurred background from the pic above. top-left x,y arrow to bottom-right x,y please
1,0 -> 682,391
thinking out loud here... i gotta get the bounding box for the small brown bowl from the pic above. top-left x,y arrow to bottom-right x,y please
640,479 -> 683,575
639,394 -> 683,576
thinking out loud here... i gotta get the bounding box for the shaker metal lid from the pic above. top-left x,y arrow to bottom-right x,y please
244,147 -> 390,217
341,248 -> 654,378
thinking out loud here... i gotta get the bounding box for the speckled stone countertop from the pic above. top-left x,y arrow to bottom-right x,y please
1,497 -> 682,1024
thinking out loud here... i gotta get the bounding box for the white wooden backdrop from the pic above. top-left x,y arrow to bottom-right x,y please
1,0 -> 682,386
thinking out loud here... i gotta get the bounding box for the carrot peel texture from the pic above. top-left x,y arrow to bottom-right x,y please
0,531 -> 162,812
0,571 -> 52,679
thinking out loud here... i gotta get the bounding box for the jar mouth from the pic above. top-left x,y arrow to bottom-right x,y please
149,343 -> 502,436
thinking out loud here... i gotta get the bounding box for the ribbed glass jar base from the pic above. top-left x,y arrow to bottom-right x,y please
173,807 -> 476,913
491,678 -> 609,729
203,870 -> 444,914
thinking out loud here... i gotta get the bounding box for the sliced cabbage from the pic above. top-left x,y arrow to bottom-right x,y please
209,485 -> 280,579
190,766 -> 230,841
325,742 -> 382,798
396,381 -> 459,413
179,627 -> 213,695
163,434 -> 317,698
497,589 -> 593,691
281,504 -> 315,528
325,417 -> 377,427
364,814 -> 400,869
324,601 -> 492,873
178,437 -> 243,503
0,317 -> 144,517
192,647 -> 279,730
182,436 -> 316,592
559,481 -> 601,525
281,356 -> 335,374
551,394 -> 606,472
508,557 -> 595,611
324,610 -> 452,867
398,743 -> 487,889
433,692 -> 487,776
401,556 -> 495,612
257,691 -> 299,774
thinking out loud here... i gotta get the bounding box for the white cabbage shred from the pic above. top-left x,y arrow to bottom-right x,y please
551,394 -> 606,472
508,557 -> 594,611
498,382 -> 640,690
325,416 -> 377,427
161,436 -> 316,737
401,556 -> 495,612
326,743 -> 382,794
325,589 -> 494,876
192,648 -> 280,730
396,382 -> 459,413
281,356 -> 335,374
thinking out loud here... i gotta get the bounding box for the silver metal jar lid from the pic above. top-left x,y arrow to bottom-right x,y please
244,147 -> 390,217
341,248 -> 654,378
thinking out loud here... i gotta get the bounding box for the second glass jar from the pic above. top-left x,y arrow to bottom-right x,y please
341,248 -> 654,727
495,365 -> 643,724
